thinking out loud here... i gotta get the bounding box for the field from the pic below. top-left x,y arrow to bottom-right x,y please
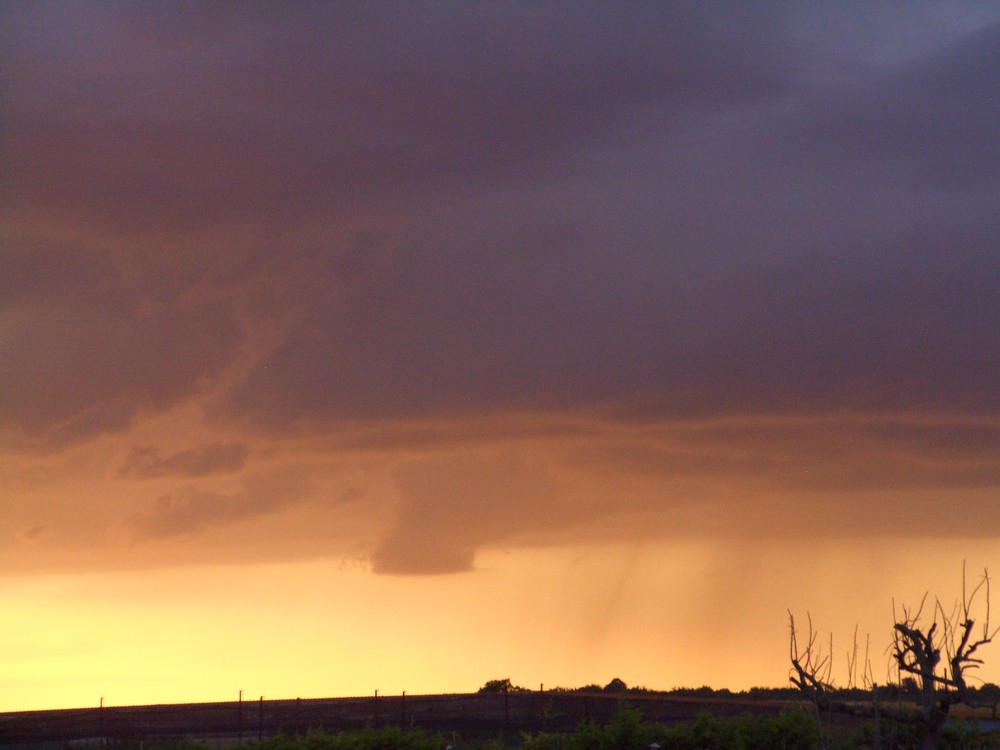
0,690 -> 796,748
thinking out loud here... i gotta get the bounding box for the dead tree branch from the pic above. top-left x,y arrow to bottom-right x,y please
891,565 -> 998,750
789,610 -> 835,707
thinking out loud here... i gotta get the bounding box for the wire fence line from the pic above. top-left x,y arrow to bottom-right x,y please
0,691 -> 791,747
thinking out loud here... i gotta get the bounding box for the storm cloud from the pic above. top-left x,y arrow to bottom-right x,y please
119,443 -> 249,479
2,2 -> 998,576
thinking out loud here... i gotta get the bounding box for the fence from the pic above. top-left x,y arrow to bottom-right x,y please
0,691 -> 790,748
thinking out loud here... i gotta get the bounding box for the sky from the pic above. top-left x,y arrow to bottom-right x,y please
2,2 -> 999,712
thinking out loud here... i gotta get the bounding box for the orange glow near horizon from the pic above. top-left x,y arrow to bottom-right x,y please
3,541 -> 998,712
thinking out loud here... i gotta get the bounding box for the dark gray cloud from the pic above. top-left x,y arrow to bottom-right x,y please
566,418 -> 1000,494
2,4 -> 999,578
1,3 -> 798,234
1,2 -> 809,449
774,22 -> 1000,192
209,9 -> 997,427
373,452 -> 568,575
133,488 -> 256,540
0,242 -> 243,448
21,525 -> 48,542
120,443 -> 249,479
129,469 -> 315,540
366,414 -> 1000,575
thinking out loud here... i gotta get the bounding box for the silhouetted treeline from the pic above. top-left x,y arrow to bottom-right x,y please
481,676 -> 1000,708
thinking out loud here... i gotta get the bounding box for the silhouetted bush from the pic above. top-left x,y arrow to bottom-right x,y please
251,727 -> 444,750
479,678 -> 527,694
520,704 -> 818,750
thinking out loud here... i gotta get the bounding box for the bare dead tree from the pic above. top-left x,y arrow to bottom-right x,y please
846,624 -> 861,690
789,610 -> 835,706
789,610 -> 837,749
788,566 -> 997,750
891,565 -> 999,750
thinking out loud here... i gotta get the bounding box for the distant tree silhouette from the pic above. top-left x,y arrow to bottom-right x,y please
979,682 -> 1000,720
477,678 -> 526,694
603,677 -> 628,693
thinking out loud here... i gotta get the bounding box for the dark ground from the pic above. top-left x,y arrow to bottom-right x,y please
0,690 -> 796,748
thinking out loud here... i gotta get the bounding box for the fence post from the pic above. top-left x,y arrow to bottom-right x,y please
504,683 -> 509,729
